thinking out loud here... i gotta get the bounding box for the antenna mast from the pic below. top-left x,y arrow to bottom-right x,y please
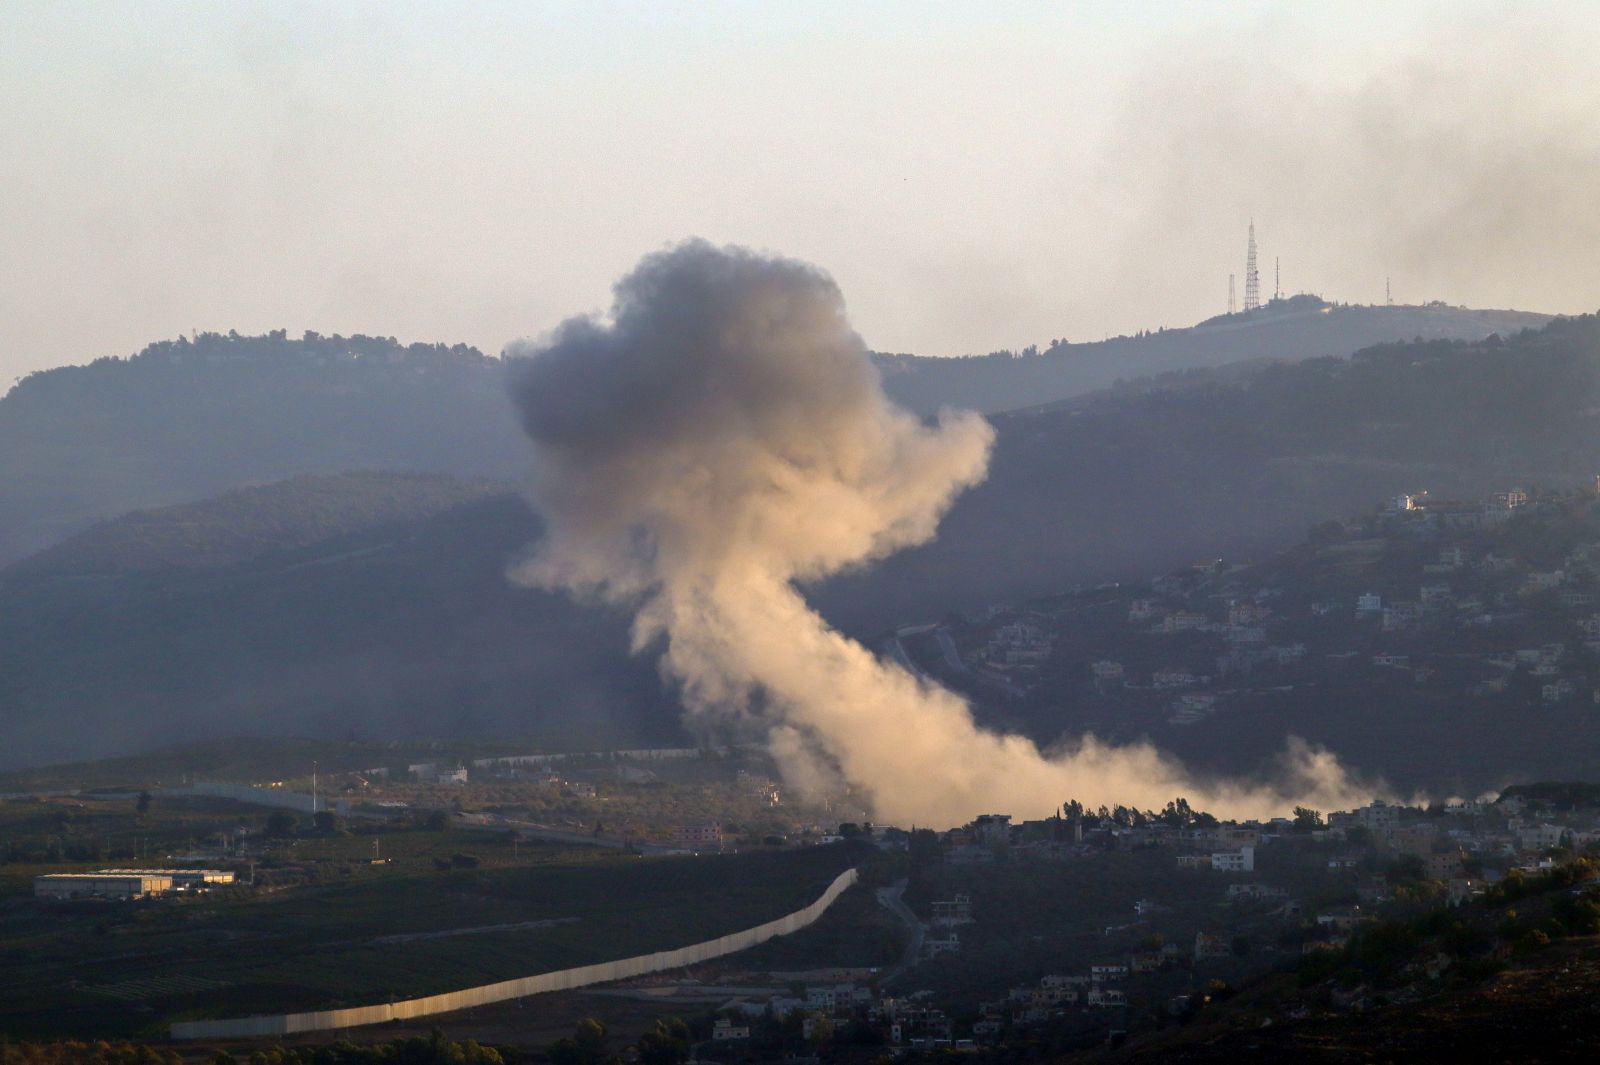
1243,221 -> 1260,311
1228,274 -> 1236,315
1274,256 -> 1281,301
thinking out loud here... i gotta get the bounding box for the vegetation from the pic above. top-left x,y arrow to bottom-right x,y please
0,831 -> 867,1039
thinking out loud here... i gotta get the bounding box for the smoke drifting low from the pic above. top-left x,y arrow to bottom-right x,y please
508,240 -> 1376,827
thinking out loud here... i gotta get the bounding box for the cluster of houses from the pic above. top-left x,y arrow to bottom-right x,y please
961,484 -> 1600,731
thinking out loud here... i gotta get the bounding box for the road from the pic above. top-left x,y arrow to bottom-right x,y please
874,879 -> 925,986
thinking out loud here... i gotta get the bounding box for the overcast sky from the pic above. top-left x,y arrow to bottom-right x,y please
4,1 -> 1600,383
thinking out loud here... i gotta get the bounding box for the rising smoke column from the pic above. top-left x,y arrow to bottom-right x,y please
507,240 -> 1376,826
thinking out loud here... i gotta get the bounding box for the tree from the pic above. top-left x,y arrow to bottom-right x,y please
1293,806 -> 1324,831
265,810 -> 299,837
908,828 -> 943,866
136,791 -> 152,815
312,810 -> 343,835
573,1018 -> 607,1064
636,1018 -> 689,1065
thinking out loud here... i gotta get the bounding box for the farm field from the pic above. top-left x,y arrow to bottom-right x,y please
0,829 -> 868,1040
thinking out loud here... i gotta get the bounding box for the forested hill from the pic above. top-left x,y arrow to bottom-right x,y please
874,298 -> 1550,415
6,316 -> 1600,768
0,306 -> 1553,568
818,311 -> 1600,627
0,331 -> 528,565
6,471 -> 507,577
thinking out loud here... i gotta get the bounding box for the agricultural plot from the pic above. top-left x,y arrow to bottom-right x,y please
0,840 -> 868,1040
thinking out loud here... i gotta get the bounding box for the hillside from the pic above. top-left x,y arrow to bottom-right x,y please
908,484 -> 1600,797
1086,862 -> 1600,1064
0,330 -> 527,565
5,316 -> 1600,769
0,305 -> 1550,569
6,471 -> 507,577
824,312 -> 1600,628
0,491 -> 686,769
874,298 -> 1550,416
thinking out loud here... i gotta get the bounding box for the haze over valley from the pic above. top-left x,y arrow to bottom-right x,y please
9,5 -> 1600,1059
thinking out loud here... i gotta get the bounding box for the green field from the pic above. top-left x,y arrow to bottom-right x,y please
0,835 -> 868,1040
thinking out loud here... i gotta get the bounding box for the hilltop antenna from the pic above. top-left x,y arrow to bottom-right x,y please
1243,221 -> 1260,311
1274,257 -> 1281,301
1228,274 -> 1236,315
1386,277 -> 1392,306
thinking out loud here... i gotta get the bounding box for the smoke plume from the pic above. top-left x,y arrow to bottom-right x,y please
508,240 -> 1376,827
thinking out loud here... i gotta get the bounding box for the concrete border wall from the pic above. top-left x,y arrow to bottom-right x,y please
171,866 -> 858,1040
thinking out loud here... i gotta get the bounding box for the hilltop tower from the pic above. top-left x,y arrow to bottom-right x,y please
1228,273 -> 1236,315
1243,221 -> 1260,311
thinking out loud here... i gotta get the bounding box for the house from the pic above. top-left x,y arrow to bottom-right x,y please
1424,851 -> 1465,880
1090,964 -> 1128,981
1226,882 -> 1288,901
1194,933 -> 1232,961
1160,612 -> 1210,633
1085,988 -> 1127,1008
1153,670 -> 1199,690
1518,823 -> 1567,851
1211,846 -> 1255,873
1523,570 -> 1566,594
1356,801 -> 1400,834
1543,679 -> 1578,702
1356,592 -> 1383,616
972,814 -> 1013,846
1317,906 -> 1371,933
712,1019 -> 751,1041
923,931 -> 961,958
1091,660 -> 1125,682
1130,951 -> 1166,974
672,823 -> 723,849
931,895 -> 974,926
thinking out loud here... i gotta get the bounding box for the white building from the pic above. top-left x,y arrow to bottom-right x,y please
35,871 -> 175,899
1211,846 -> 1255,873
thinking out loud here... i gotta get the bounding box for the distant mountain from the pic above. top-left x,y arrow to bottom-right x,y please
823,312 -> 1600,629
7,471 -> 506,577
6,316 -> 1600,770
0,305 -> 1552,569
0,330 -> 527,566
873,297 -> 1551,415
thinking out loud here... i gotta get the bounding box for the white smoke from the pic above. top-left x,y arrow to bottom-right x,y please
507,240 -> 1377,827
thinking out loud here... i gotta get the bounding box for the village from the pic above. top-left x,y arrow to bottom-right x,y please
889,483 -> 1600,794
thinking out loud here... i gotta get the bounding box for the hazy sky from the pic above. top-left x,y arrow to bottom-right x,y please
4,1 -> 1600,384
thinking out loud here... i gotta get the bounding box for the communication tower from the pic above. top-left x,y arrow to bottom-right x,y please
1243,221 -> 1260,311
1274,257 -> 1281,301
1228,274 -> 1236,315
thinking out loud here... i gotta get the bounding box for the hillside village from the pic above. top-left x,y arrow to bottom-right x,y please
898,482 -> 1600,793
553,785 -> 1600,1058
